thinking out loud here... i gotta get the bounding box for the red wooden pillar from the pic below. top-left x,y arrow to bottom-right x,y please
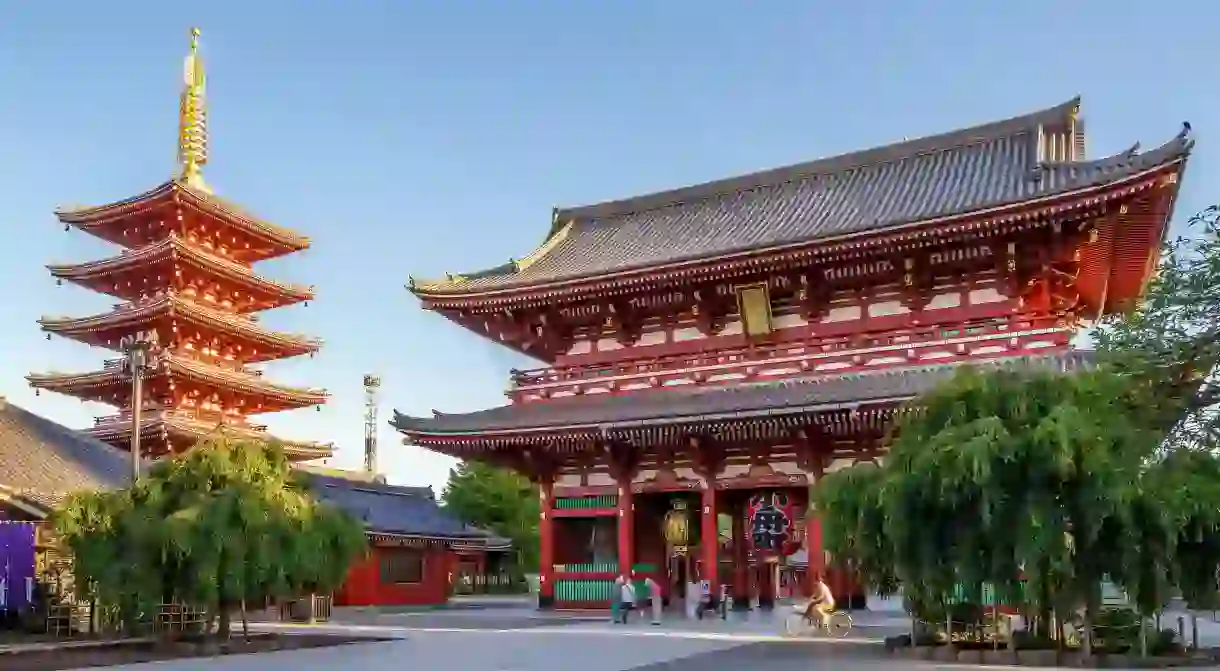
700,485 -> 719,600
538,481 -> 555,608
804,501 -> 825,598
731,500 -> 748,604
617,480 -> 634,577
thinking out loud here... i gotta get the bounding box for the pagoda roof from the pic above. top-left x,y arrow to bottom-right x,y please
47,235 -> 315,310
87,410 -> 333,461
0,397 -> 136,516
394,351 -> 1091,438
38,293 -> 322,362
412,98 -> 1192,298
302,472 -> 510,548
56,179 -> 310,257
26,353 -> 328,410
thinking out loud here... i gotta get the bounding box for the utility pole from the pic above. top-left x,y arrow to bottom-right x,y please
363,374 -> 381,476
120,330 -> 158,482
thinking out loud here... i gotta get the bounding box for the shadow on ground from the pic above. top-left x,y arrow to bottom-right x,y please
629,641 -> 899,671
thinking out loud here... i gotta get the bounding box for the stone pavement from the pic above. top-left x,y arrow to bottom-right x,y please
91,607 -> 927,671
63,604 -> 1220,670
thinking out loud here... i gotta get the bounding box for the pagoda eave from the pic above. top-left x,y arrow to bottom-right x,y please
88,412 -> 332,461
57,180 -> 311,257
27,361 -> 327,413
46,236 -> 315,311
38,295 -> 322,362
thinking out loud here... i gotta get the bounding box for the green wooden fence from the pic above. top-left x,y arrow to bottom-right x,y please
553,495 -> 618,510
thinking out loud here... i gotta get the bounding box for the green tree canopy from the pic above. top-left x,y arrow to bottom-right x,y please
817,366 -> 1168,655
442,461 -> 539,571
52,434 -> 368,639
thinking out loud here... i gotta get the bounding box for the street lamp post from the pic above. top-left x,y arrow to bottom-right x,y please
120,330 -> 159,482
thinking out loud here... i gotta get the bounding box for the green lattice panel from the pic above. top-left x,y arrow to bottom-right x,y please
947,582 -> 1025,606
557,562 -> 617,573
555,578 -> 614,602
554,495 -> 618,510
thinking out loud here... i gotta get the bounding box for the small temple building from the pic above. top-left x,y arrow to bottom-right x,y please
0,391 -> 511,610
300,467 -> 512,607
394,98 -> 1192,610
26,28 -> 330,461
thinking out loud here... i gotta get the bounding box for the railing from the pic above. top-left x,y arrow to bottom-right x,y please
93,410 -> 266,433
510,315 -> 1062,393
453,573 -> 528,595
101,354 -> 260,375
553,563 -> 660,605
554,495 -> 618,510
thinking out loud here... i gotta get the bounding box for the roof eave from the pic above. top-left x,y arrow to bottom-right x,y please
55,182 -> 177,223
392,394 -> 917,438
0,485 -> 52,519
409,152 -> 1189,303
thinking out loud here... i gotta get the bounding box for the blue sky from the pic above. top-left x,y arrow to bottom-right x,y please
0,1 -> 1215,492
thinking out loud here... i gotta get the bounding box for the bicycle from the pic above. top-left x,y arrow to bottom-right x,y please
784,607 -> 854,638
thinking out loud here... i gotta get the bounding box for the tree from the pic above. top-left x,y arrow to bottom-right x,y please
817,365 -> 1163,656
1094,206 -> 1220,449
52,434 -> 368,640
442,461 -> 539,572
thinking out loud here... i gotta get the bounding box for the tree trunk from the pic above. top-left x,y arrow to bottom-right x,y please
217,604 -> 232,641
240,600 -> 249,643
1081,582 -> 1099,658
1191,611 -> 1199,651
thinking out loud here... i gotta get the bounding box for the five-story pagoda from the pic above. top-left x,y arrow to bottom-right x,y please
28,29 -> 330,461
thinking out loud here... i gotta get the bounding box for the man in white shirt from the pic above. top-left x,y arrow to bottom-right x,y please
617,574 -> 636,623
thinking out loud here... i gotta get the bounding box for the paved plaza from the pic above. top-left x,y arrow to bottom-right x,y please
86,606 -> 938,671
72,604 -> 1220,670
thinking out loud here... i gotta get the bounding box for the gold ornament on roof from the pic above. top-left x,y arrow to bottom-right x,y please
178,27 -> 210,192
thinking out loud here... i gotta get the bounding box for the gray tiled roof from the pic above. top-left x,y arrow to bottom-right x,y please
304,472 -> 505,543
0,398 -> 133,513
427,99 -> 1190,292
393,351 -> 1092,435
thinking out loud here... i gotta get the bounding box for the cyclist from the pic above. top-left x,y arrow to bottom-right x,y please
803,574 -> 836,631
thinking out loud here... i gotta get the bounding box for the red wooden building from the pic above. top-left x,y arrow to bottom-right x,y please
26,29 -> 330,460
394,98 -> 1188,610
305,471 -> 511,607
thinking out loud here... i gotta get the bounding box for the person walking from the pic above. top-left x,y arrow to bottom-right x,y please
644,576 -> 662,625
617,574 -> 636,624
611,574 -> 624,623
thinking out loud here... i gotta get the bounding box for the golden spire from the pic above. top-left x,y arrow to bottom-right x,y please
177,27 -> 209,192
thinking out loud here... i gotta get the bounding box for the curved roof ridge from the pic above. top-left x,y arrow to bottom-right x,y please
559,97 -> 1081,222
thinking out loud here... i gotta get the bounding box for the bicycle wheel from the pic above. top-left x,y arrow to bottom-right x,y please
785,612 -> 814,637
827,611 -> 853,638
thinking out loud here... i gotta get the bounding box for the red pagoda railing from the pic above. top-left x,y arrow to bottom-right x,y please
94,409 -> 266,432
509,314 -> 1066,394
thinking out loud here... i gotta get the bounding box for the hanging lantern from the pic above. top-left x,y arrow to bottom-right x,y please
748,490 -> 799,557
663,499 -> 691,556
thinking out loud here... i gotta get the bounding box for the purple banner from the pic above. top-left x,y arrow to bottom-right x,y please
0,521 -> 37,611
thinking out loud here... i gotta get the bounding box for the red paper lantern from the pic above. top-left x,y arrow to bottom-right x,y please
748,490 -> 799,557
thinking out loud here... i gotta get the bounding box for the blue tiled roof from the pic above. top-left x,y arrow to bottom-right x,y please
303,473 -> 488,540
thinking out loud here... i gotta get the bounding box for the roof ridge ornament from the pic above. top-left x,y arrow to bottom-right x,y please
177,27 -> 210,193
